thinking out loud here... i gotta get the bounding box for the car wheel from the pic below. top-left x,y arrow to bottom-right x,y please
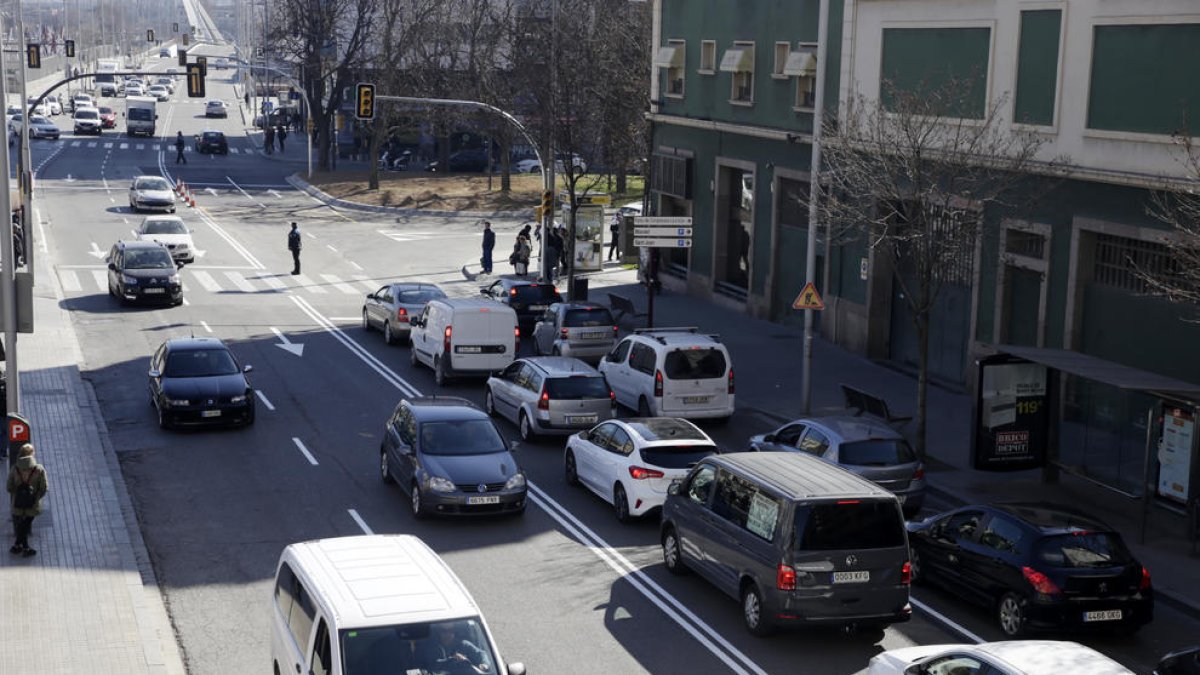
613,483 -> 632,523
742,583 -> 773,637
409,482 -> 427,520
379,445 -> 395,484
565,450 -> 580,486
434,357 -> 448,386
156,401 -> 171,430
384,321 -> 395,345
909,549 -> 926,586
997,592 -> 1027,637
519,411 -> 537,443
662,527 -> 688,575
484,388 -> 496,416
362,309 -> 371,331
637,396 -> 653,417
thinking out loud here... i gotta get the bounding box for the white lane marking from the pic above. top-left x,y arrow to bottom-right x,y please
291,274 -> 327,294
230,148 -> 240,154
255,390 -> 275,411
326,317 -> 361,322
91,270 -> 108,289
305,232 -> 317,239
223,271 -> 257,292
269,189 -> 282,198
352,276 -> 378,292
181,297 -> 190,306
102,176 -> 110,192
291,437 -> 318,466
348,509 -> 374,535
349,261 -> 363,271
910,598 -> 986,644
136,143 -> 145,150
290,296 -> 421,397
319,274 -> 360,295
200,320 -> 213,333
226,176 -> 265,208
188,209 -> 266,269
34,208 -> 48,253
60,270 -> 81,292
325,244 -> 338,252
87,142 -> 97,148
104,142 -> 113,148
120,142 -> 128,149
191,270 -> 222,292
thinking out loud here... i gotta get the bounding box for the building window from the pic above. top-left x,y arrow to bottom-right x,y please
784,44 -> 817,110
1005,228 -> 1046,260
1092,233 -> 1174,294
700,40 -> 716,74
720,42 -> 755,105
773,42 -> 790,78
655,39 -> 686,98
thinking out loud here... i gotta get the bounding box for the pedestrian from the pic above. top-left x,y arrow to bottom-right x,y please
277,125 -> 287,154
480,220 -> 495,275
544,227 -> 561,281
8,443 -> 48,557
264,125 -> 275,155
174,130 -> 187,164
608,213 -> 621,261
515,235 -> 531,277
287,222 -> 302,275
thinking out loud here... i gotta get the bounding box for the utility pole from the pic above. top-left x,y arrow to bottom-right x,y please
16,0 -> 34,283
543,0 -> 557,289
800,0 -> 830,414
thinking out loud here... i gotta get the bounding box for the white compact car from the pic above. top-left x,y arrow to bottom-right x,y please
147,85 -> 170,102
599,327 -> 734,420
564,417 -> 719,522
128,175 -> 177,213
866,641 -> 1133,675
136,216 -> 194,264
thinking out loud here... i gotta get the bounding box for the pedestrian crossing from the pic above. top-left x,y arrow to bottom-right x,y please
57,268 -> 381,297
66,140 -> 254,154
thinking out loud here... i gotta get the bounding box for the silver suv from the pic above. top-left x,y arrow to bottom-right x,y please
485,357 -> 616,442
530,302 -> 617,362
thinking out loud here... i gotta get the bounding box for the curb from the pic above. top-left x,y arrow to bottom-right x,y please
286,173 -> 537,220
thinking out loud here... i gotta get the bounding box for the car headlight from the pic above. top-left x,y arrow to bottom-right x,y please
427,476 -> 456,493
229,394 -> 247,404
121,274 -> 139,285
168,274 -> 180,283
166,398 -> 190,407
505,473 -> 527,490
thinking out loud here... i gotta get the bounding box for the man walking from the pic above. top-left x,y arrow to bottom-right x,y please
287,222 -> 302,275
174,130 -> 187,164
264,125 -> 275,155
277,125 -> 287,154
480,221 -> 495,275
8,443 -> 48,557
608,213 -> 621,261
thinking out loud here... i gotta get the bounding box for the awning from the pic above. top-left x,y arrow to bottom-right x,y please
783,49 -> 817,77
654,46 -> 684,69
988,344 -> 1200,401
719,47 -> 753,73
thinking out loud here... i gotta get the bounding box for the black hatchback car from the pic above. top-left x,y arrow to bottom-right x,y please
106,240 -> 182,305
379,397 -> 527,518
908,502 -> 1153,637
481,279 -> 563,333
147,337 -> 255,429
195,130 -> 229,154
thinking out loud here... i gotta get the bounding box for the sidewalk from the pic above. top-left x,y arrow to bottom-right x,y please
0,236 -> 187,672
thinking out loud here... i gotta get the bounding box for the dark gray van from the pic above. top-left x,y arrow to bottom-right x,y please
660,452 -> 912,635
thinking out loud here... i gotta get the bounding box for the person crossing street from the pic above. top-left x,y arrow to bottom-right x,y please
287,222 -> 302,274
174,130 -> 187,164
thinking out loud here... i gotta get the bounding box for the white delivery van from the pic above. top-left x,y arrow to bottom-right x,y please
271,535 -> 525,675
409,298 -> 519,386
125,96 -> 157,137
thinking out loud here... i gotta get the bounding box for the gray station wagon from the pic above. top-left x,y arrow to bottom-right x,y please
485,357 -> 615,442
530,302 -> 618,363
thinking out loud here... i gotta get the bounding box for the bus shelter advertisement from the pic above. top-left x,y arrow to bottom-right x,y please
973,356 -> 1050,470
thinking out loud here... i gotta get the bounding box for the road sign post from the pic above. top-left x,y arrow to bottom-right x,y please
633,216 -> 694,327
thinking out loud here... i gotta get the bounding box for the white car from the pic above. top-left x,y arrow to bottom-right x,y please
125,83 -> 144,97
136,216 -> 194,264
128,175 -> 177,213
71,94 -> 95,112
565,417 -> 719,522
147,85 -> 170,102
866,641 -> 1133,675
598,327 -> 735,420
11,114 -> 61,139
45,98 -> 62,115
512,154 -> 587,174
617,201 -> 643,218
154,77 -> 175,94
205,100 -> 228,118
72,107 -> 103,135
24,99 -> 48,117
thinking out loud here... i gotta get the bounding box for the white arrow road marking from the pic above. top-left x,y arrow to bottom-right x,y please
88,242 -> 107,259
270,327 -> 305,356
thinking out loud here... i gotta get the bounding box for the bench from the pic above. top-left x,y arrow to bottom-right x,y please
608,292 -> 648,325
840,383 -> 912,426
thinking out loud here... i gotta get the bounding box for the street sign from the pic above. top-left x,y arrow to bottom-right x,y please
634,227 -> 693,237
635,216 -> 692,226
792,282 -> 825,310
633,238 -> 693,248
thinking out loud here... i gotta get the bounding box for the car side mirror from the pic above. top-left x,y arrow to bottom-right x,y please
176,260 -> 185,269
107,262 -> 116,271
148,369 -> 160,378
366,293 -> 376,300
762,433 -> 775,443
243,364 -> 254,373
507,664 -> 526,675
667,479 -> 682,496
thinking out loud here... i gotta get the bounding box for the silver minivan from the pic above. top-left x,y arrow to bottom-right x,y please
485,357 -> 616,442
530,302 -> 617,362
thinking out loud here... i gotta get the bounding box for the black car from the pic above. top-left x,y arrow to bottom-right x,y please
195,130 -> 228,154
481,279 -> 562,333
147,337 -> 256,429
908,502 -> 1153,637
428,148 -> 491,173
1157,646 -> 1200,675
106,240 -> 183,305
379,397 -> 527,518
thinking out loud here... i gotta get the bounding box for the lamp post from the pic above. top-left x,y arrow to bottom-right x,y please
800,0 -> 830,414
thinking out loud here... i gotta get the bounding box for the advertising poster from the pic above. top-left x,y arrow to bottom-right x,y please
572,205 -> 605,272
973,356 -> 1050,470
1156,408 -> 1194,504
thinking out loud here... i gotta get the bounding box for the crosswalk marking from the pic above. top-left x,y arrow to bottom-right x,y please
70,141 -> 81,147
104,142 -> 113,148
120,143 -> 128,149
320,274 -> 361,295
257,275 -> 288,292
223,271 -> 258,293
352,276 -> 380,293
59,267 -> 389,297
291,274 -> 327,293
230,148 -> 240,154
60,270 -> 81,292
91,270 -> 108,290
136,144 -> 145,150
87,142 -> 97,148
191,270 -> 222,292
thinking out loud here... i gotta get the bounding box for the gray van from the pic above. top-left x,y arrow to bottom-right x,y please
660,452 -> 912,636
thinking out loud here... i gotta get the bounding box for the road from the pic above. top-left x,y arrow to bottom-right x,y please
29,51 -> 1197,675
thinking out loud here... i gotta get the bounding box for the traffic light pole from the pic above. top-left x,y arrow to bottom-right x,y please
0,44 -> 19,416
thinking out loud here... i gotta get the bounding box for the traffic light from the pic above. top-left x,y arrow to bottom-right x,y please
172,22 -> 179,33
178,48 -> 187,67
186,63 -> 205,98
355,83 -> 375,120
196,56 -> 207,76
65,40 -> 75,58
26,44 -> 40,69
541,189 -> 554,216
147,29 -> 155,42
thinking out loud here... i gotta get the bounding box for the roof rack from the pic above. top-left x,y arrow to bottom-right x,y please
633,326 -> 700,334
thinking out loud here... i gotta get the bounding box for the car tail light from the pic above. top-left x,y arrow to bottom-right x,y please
912,466 -> 925,481
654,370 -> 663,398
443,325 -> 452,354
628,466 -> 665,480
538,387 -> 550,411
900,562 -> 912,586
776,564 -> 797,591
1139,566 -> 1152,590
561,327 -> 569,340
515,326 -> 521,354
612,325 -> 619,336
510,287 -> 518,297
610,390 -> 617,409
728,369 -> 735,394
396,307 -> 408,322
1021,566 -> 1061,595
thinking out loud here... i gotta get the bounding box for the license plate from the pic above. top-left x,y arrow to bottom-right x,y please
143,287 -> 165,294
567,415 -> 597,425
581,332 -> 608,340
456,346 -> 482,354
466,495 -> 500,505
1083,609 -> 1122,622
201,410 -> 221,418
682,396 -> 711,404
529,305 -> 547,311
832,571 -> 870,584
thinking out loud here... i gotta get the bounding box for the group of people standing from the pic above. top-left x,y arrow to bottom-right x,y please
480,221 -> 573,280
263,125 -> 288,155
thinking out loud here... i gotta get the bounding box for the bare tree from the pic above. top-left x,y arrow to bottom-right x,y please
1136,133 -> 1200,309
821,78 -> 1062,458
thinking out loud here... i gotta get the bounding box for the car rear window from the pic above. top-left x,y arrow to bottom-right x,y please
564,308 -> 614,327
513,285 -> 559,303
839,439 -> 916,466
794,501 -> 906,551
397,289 -> 445,304
1034,532 -> 1133,568
203,132 -> 224,141
640,444 -> 717,469
663,348 -> 727,380
545,376 -> 610,400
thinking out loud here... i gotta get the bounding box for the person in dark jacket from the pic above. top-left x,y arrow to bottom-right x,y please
8,443 -> 49,557
480,221 -> 495,274
608,213 -> 621,261
277,126 -> 288,154
544,227 -> 561,281
287,222 -> 302,274
264,125 -> 275,155
174,130 -> 187,164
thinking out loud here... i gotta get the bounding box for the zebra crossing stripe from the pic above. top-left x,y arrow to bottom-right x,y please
258,275 -> 288,292
320,274 -> 361,295
104,142 -> 113,148
291,274 -> 327,293
191,270 -> 222,292
223,271 -> 257,293
120,143 -> 129,149
87,142 -> 97,148
353,276 -> 380,292
230,148 -> 239,154
60,270 -> 81,292
91,270 -> 108,290
70,141 -> 81,147
136,144 -> 145,150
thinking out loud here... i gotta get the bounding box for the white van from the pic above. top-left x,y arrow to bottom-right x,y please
409,298 -> 519,386
271,534 -> 525,675
599,327 -> 735,420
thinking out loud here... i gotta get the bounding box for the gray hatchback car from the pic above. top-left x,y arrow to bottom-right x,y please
749,416 -> 926,516
530,302 -> 618,362
362,282 -> 447,345
485,357 -> 616,442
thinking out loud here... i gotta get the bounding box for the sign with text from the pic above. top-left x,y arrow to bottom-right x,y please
634,227 -> 693,237
633,238 -> 692,248
1157,407 -> 1195,504
634,216 -> 692,227
972,355 -> 1049,471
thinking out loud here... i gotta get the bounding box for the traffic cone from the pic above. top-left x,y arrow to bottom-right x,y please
175,180 -> 183,195
188,186 -> 197,208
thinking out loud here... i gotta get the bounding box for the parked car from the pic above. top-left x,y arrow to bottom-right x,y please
135,216 -> 195,264
530,302 -> 617,362
72,107 -> 103,135
907,503 -> 1154,637
378,396 -> 527,518
513,154 -> 587,174
1156,646 -> 1200,675
195,130 -> 229,155
867,640 -> 1133,675
599,327 -> 734,420
480,278 -> 562,333
159,48 -> 171,58
205,100 -> 228,118
748,415 -> 926,516
361,282 -> 447,345
147,337 -> 255,429
485,357 -> 615,441
617,201 -> 644,218
106,240 -> 182,305
128,175 -> 176,213
428,148 -> 492,173
97,106 -> 117,128
566,417 -> 717,522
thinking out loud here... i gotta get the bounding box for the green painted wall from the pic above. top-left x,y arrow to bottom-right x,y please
1013,9 -> 1061,126
1088,24 -> 1200,135
1082,284 -> 1200,385
880,27 -> 991,119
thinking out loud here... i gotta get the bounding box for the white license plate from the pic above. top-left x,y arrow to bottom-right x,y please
456,346 -> 482,354
580,332 -> 608,340
567,415 -> 597,425
529,305 -> 547,311
1083,609 -> 1122,622
201,410 -> 221,418
832,571 -> 870,584
682,396 -> 711,404
143,287 -> 166,294
466,495 -> 500,505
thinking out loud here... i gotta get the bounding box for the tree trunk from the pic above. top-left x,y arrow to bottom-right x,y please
914,309 -> 930,461
616,170 -> 627,195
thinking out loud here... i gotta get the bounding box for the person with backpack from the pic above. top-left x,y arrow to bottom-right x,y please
8,443 -> 48,557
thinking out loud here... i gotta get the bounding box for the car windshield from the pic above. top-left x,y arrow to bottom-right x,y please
839,439 -> 917,466
144,220 -> 187,235
136,178 -> 170,191
164,349 -> 240,377
339,617 -> 499,675
794,501 -> 906,551
420,420 -> 507,456
76,110 -> 98,119
396,288 -> 445,304
513,285 -> 560,303
1035,532 -> 1133,568
564,308 -> 614,327
545,376 -> 610,400
31,115 -> 49,124
129,108 -> 153,121
99,107 -> 113,114
124,249 -> 174,269
640,443 -> 717,469
663,348 -> 727,380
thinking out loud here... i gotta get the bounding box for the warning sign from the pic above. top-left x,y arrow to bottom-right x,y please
792,282 -> 825,310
